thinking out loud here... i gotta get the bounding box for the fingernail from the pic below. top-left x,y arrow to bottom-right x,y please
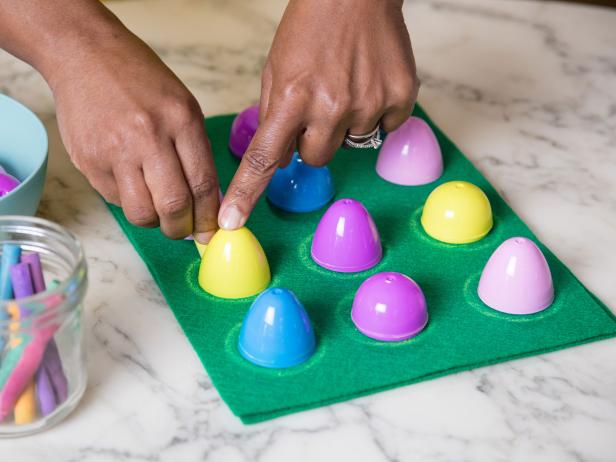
219,206 -> 245,230
194,231 -> 216,244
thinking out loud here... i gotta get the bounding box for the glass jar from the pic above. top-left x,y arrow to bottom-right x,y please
0,216 -> 87,437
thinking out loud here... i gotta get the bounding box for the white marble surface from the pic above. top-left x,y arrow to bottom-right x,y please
1,0 -> 616,460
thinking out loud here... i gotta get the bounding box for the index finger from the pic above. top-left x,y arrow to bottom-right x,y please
219,112 -> 301,230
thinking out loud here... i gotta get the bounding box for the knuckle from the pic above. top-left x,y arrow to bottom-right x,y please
350,94 -> 383,122
91,130 -> 124,158
158,192 -> 191,218
105,132 -> 123,152
127,207 -> 159,228
316,89 -> 351,121
169,96 -> 201,127
352,108 -> 379,126
105,196 -> 121,207
131,110 -> 158,136
191,176 -> 217,202
243,148 -> 278,176
301,155 -> 329,168
383,116 -> 407,133
98,185 -> 120,206
162,228 -> 188,240
390,74 -> 419,103
277,81 -> 310,107
298,129 -> 337,167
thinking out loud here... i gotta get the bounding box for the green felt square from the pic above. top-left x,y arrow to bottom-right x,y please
106,106 -> 616,424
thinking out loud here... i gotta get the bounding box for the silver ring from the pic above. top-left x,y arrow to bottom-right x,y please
344,125 -> 382,149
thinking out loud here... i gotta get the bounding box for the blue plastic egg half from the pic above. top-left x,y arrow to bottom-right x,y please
238,287 -> 316,369
266,152 -> 334,213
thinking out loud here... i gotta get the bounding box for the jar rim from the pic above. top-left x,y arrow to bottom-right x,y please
0,215 -> 86,328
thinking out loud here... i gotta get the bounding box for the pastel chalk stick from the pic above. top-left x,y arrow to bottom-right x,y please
34,274 -> 68,407
0,325 -> 56,421
42,341 -> 68,403
13,379 -> 36,424
10,262 -> 34,300
35,364 -> 56,416
0,289 -> 63,420
6,301 -> 20,334
0,261 -> 67,420
0,244 -> 21,354
0,244 -> 21,300
10,263 -> 34,323
0,340 -> 28,389
21,253 -> 46,293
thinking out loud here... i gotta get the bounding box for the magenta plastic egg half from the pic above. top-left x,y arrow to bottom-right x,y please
229,106 -> 259,159
0,172 -> 20,197
310,198 -> 382,273
352,272 -> 428,341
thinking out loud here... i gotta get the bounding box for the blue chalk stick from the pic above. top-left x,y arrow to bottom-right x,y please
0,244 -> 21,300
0,244 -> 22,358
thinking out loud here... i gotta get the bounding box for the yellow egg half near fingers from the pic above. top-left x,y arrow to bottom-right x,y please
198,227 -> 271,299
420,181 -> 493,244
194,240 -> 207,258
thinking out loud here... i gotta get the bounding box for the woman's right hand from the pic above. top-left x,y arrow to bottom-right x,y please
47,19 -> 220,242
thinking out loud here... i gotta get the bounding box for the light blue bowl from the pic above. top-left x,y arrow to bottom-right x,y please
0,94 -> 48,216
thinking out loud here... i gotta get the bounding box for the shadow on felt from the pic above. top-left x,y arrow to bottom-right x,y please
264,242 -> 286,281
371,205 -> 415,250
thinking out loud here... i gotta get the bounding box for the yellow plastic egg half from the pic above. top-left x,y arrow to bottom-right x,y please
420,181 -> 493,244
198,227 -> 271,299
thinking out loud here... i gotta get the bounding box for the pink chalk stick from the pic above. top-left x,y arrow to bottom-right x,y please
0,325 -> 56,421
0,292 -> 64,421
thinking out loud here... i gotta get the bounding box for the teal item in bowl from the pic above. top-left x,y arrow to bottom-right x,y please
0,94 -> 48,216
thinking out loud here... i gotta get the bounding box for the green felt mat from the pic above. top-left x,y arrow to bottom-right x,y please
106,106 -> 616,424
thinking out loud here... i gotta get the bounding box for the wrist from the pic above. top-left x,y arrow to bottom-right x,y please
39,18 -> 130,91
287,0 -> 403,19
0,0 -> 132,92
309,0 -> 403,9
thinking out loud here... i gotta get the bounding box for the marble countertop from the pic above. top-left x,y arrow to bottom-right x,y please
1,0 -> 615,460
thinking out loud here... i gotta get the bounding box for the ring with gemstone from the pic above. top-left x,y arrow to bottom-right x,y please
343,125 -> 383,149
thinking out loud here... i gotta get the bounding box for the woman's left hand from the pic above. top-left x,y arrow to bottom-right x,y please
219,0 -> 419,229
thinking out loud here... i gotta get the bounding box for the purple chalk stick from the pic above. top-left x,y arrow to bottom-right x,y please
21,253 -> 46,294
9,263 -> 34,300
0,324 -> 56,421
35,364 -> 56,416
30,261 -> 67,409
42,341 -> 68,403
